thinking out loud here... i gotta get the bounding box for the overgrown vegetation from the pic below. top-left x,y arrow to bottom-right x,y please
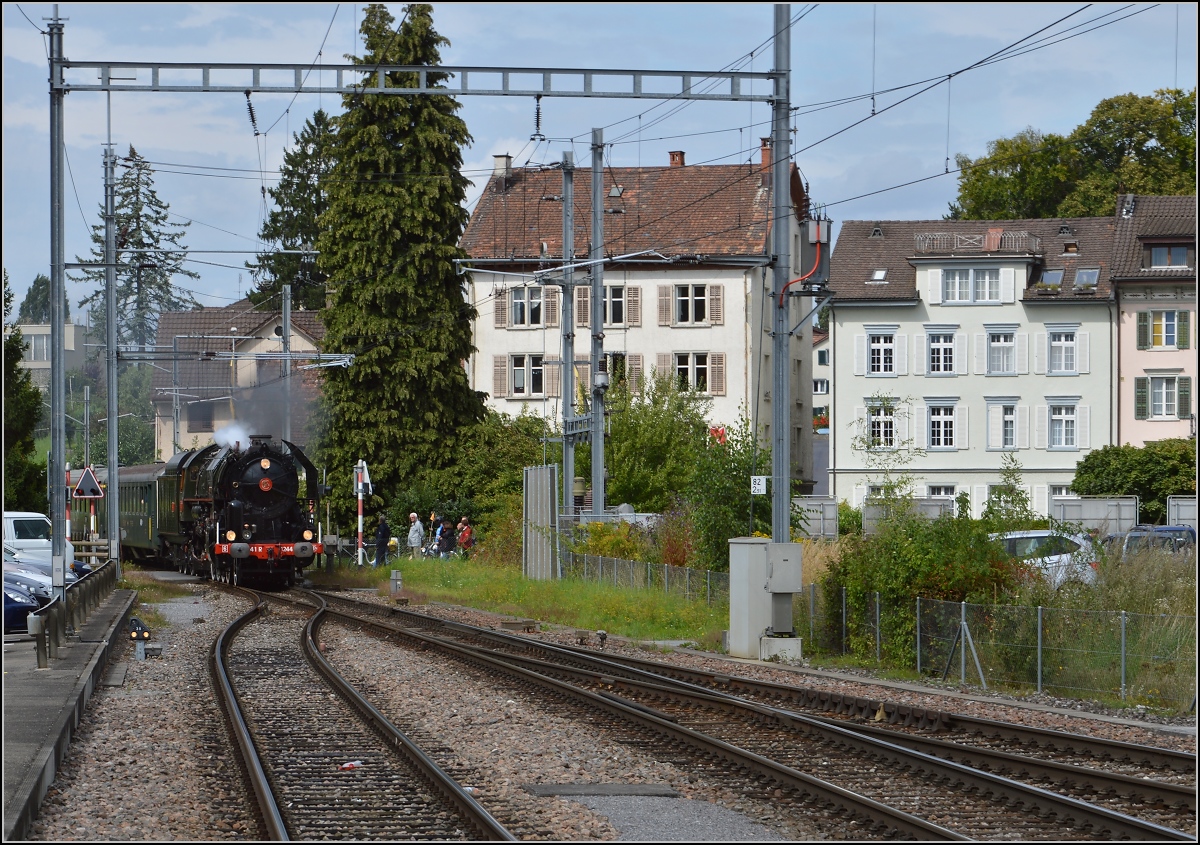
1071,438 -> 1196,524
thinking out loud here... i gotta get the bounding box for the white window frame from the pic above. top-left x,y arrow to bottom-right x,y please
868,333 -> 894,375
813,378 -> 829,395
928,332 -> 955,374
1049,404 -> 1076,449
1002,404 -> 1016,449
511,354 -> 545,397
1048,330 -> 1076,375
674,352 -> 710,392
988,332 -> 1016,375
1150,376 -> 1178,418
675,285 -> 707,325
928,405 -> 956,449
605,285 -> 625,326
928,485 -> 956,498
868,404 -> 896,449
1152,311 -> 1178,348
943,268 -> 1000,303
511,286 -> 543,327
1049,484 -> 1075,499
29,334 -> 50,361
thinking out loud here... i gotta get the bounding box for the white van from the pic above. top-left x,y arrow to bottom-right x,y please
3,512 -> 76,568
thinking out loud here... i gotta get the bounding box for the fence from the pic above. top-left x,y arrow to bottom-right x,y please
793,581 -> 1195,708
559,551 -> 729,606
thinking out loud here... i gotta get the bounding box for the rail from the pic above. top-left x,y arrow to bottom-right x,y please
27,560 -> 119,669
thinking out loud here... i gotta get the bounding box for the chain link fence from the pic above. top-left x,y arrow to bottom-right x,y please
794,583 -> 1196,708
559,551 -> 729,605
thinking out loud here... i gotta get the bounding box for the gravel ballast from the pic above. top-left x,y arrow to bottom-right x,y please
24,583 -> 1195,841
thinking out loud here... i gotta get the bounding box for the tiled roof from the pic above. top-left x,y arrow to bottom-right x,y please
150,300 -> 324,394
461,159 -> 804,264
1110,194 -> 1197,280
829,216 -> 1117,302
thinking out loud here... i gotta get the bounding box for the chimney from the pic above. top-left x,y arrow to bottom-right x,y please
760,137 -> 771,188
492,154 -> 512,191
984,227 -> 1003,251
669,150 -> 686,167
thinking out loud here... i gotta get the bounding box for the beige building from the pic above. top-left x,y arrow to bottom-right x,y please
14,322 -> 89,390
150,300 -> 324,459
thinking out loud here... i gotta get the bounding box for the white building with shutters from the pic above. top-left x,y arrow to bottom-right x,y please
827,216 -> 1118,518
460,147 -> 816,489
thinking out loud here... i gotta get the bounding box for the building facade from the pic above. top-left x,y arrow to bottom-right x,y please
460,144 -> 816,488
14,322 -> 89,390
828,216 -> 1118,517
1110,195 -> 1195,445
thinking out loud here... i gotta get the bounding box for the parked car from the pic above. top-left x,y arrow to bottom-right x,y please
990,530 -> 1100,588
3,543 -> 79,585
4,563 -> 54,607
3,511 -> 77,568
1109,525 -> 1197,557
4,581 -> 39,634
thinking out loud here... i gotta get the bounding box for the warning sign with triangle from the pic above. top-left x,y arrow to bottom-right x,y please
73,466 -> 105,499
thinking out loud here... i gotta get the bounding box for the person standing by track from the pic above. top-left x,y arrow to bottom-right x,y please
406,512 -> 425,559
375,514 -> 390,568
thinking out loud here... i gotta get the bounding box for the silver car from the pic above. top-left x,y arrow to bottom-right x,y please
2,543 -> 78,585
4,562 -> 54,606
991,530 -> 1100,588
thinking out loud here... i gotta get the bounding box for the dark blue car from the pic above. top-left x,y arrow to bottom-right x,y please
4,581 -> 39,634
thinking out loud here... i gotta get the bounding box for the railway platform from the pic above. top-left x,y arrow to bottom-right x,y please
3,587 -> 136,841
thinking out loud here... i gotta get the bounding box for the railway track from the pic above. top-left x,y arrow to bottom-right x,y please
311,592 -> 1192,840
210,588 -> 514,841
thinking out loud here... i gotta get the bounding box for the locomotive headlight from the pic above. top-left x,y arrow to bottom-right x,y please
242,529 -> 253,540
302,529 -> 314,541
226,530 -> 237,541
260,458 -> 271,470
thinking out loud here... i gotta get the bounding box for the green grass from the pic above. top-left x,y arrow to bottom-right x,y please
308,558 -> 730,649
118,563 -> 193,630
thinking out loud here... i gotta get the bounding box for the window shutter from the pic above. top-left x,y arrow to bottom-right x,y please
1034,485 -> 1048,517
628,353 -> 644,395
853,334 -> 866,376
1034,405 -> 1047,449
956,405 -> 968,449
657,285 -> 671,326
494,290 -> 509,329
576,286 -> 590,328
1077,405 -> 1090,449
896,405 -> 909,445
927,269 -> 942,305
854,485 -> 867,509
656,353 -> 672,379
1016,333 -> 1029,374
895,334 -> 908,375
1077,331 -> 1089,374
708,285 -> 724,325
1178,376 -> 1192,419
1017,405 -> 1029,449
1033,333 -> 1046,374
913,403 -> 926,449
575,358 -> 591,404
1178,310 -> 1191,350
1000,267 -> 1016,303
1134,377 -> 1149,419
855,406 -> 867,444
955,334 -> 968,375
913,335 -> 926,375
973,485 -> 988,514
492,355 -> 509,398
1136,311 -> 1150,349
974,334 -> 986,375
545,289 -> 559,328
627,286 -> 642,327
545,356 -> 561,397
710,352 -> 726,395
987,405 -> 1002,449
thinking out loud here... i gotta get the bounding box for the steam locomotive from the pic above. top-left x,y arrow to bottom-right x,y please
69,435 -> 323,587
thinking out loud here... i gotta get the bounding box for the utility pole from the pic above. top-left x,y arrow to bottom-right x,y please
560,153 -> 576,507
48,6 -> 67,598
590,128 -> 607,518
770,4 -> 793,543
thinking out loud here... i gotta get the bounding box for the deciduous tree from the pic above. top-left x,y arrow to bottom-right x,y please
1072,439 -> 1196,524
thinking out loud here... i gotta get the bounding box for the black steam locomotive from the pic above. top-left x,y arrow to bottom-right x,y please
69,435 -> 323,587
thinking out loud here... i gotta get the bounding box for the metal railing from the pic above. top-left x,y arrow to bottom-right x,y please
28,560 -> 119,669
914,231 -> 1042,253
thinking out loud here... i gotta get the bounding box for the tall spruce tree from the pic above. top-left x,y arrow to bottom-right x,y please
318,3 -> 484,519
71,145 -> 199,350
17,274 -> 68,323
247,109 -> 333,312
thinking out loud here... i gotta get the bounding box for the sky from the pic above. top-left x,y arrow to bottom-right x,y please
3,2 -> 1196,318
